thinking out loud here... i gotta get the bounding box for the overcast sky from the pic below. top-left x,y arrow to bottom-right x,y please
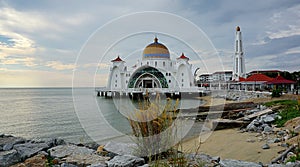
0,0 -> 299,87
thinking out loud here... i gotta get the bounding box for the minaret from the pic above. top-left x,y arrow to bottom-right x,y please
232,26 -> 246,81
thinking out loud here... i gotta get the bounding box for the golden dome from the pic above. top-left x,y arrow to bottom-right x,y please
143,37 -> 170,59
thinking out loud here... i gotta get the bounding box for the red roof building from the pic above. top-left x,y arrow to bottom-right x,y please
266,75 -> 296,84
244,73 -> 273,82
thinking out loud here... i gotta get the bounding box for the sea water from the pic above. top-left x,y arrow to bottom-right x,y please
0,88 -> 203,143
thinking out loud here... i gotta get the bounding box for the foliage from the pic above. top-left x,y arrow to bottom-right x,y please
128,95 -> 179,158
272,89 -> 282,97
264,100 -> 300,127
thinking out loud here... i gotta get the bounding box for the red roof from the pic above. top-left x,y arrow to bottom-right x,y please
111,56 -> 123,62
266,75 -> 296,84
177,53 -> 189,60
244,73 -> 273,82
239,77 -> 246,81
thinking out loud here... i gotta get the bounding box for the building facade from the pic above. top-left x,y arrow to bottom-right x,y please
106,37 -> 199,94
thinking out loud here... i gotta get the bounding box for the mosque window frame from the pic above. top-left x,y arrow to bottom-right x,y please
155,61 -> 157,67
163,61 -> 165,67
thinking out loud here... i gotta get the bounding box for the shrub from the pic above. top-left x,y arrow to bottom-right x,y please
128,96 -> 179,158
272,89 -> 282,97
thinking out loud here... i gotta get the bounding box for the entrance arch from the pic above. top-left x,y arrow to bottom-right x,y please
128,67 -> 168,88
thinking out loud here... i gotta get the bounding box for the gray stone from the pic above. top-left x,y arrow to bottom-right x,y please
263,116 -> 275,123
281,143 -> 288,147
262,143 -> 270,149
0,149 -> 21,167
3,143 -> 14,151
49,145 -> 109,166
0,136 -> 25,147
14,142 -> 49,159
61,163 -> 78,167
104,141 -> 137,156
246,123 -> 257,132
219,159 -> 262,167
274,138 -> 281,143
0,133 -> 4,137
107,155 -> 145,167
277,131 -> 285,136
88,163 -> 107,167
263,125 -> 273,133
48,145 -> 94,158
45,138 -> 66,147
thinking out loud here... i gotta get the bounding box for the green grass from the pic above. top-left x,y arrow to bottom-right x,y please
264,100 -> 300,127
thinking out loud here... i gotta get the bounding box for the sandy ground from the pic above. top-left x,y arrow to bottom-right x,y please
181,94 -> 300,164
181,128 -> 284,164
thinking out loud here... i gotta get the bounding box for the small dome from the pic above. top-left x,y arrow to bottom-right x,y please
143,37 -> 170,59
236,26 -> 240,31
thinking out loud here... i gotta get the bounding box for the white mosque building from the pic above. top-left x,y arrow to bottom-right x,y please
100,37 -> 203,98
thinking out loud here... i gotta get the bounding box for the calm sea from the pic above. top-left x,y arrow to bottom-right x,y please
0,88 -> 203,144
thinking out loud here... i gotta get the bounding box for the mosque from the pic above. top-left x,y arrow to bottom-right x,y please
99,37 -> 203,98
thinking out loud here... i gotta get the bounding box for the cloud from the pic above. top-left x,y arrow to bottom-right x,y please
0,57 -> 37,67
45,61 -> 75,70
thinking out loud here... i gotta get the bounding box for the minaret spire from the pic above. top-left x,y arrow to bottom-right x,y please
232,26 -> 246,81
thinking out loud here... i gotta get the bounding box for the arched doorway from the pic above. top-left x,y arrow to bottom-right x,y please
128,67 -> 168,88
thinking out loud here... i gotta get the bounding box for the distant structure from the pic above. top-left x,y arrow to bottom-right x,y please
232,26 -> 246,81
99,37 -> 203,98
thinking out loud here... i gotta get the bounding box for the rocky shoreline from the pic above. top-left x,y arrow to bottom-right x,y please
1,132 -> 296,167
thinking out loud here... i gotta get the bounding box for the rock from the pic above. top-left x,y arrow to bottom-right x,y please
48,145 -> 94,158
0,133 -> 4,137
274,138 -> 281,143
61,163 -> 78,167
3,143 -> 14,151
246,121 -> 258,132
277,131 -> 285,136
14,142 -> 49,159
219,159 -> 262,167
107,155 -> 145,167
88,163 -> 107,167
263,125 -> 273,133
262,144 -> 270,149
294,125 -> 300,133
104,141 -> 137,156
281,143 -> 288,147
0,136 -> 25,147
63,154 -> 109,166
10,154 -> 47,167
138,164 -> 149,167
0,149 -> 21,167
49,145 -> 109,166
262,115 -> 275,123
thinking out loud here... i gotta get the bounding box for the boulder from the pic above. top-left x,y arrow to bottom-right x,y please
263,125 -> 273,133
3,143 -> 14,151
219,159 -> 262,167
262,115 -> 275,123
262,144 -> 270,149
49,145 -> 109,166
0,149 -> 21,167
107,155 -> 145,167
63,154 -> 109,166
13,142 -> 49,159
48,145 -> 94,158
104,141 -> 137,156
10,154 -> 47,167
